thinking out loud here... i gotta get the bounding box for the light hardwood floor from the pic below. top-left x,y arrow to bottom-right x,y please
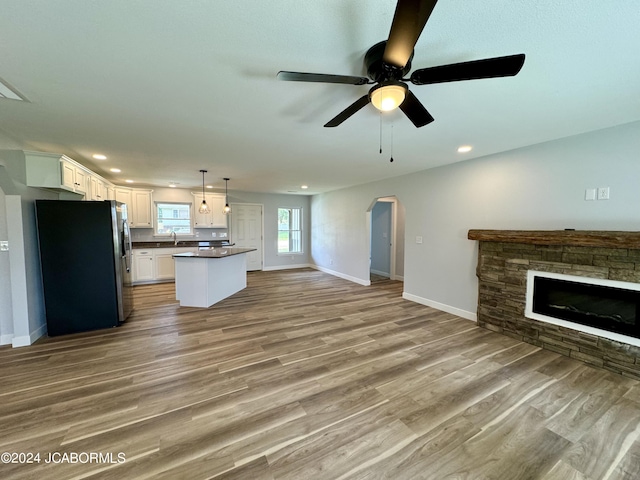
1,268 -> 640,479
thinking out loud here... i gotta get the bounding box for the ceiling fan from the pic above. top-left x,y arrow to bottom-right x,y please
277,0 -> 525,128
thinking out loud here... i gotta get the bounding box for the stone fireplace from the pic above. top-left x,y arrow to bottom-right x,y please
468,230 -> 640,380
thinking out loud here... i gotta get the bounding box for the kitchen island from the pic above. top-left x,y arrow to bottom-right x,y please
173,247 -> 257,308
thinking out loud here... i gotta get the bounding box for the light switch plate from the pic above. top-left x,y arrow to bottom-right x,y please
0,241 -> 8,251
585,188 -> 596,201
416,236 -> 423,244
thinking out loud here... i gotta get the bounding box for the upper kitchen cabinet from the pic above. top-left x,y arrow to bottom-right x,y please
192,193 -> 227,228
22,150 -> 115,198
88,175 -> 109,201
24,151 -> 89,195
132,189 -> 153,227
116,187 -> 153,228
60,158 -> 88,195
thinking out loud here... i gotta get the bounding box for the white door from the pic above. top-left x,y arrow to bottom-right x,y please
230,204 -> 263,271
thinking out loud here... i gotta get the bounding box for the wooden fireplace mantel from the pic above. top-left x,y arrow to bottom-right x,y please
468,230 -> 640,249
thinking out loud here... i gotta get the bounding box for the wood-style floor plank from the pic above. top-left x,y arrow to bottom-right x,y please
1,268 -> 639,479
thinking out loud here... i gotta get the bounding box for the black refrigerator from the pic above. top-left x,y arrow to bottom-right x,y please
35,200 -> 133,336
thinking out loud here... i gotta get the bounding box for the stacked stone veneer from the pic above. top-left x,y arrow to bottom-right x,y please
471,231 -> 640,380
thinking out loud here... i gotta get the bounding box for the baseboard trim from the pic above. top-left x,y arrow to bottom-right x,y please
370,269 -> 390,277
402,292 -> 477,322
311,265 -> 370,286
262,264 -> 311,272
0,334 -> 14,346
12,323 -> 47,348
393,275 -> 405,281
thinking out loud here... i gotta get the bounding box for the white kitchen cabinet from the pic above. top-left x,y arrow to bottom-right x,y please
23,150 -> 117,198
25,151 -> 88,195
132,247 -> 197,284
193,193 -> 227,228
60,160 -> 84,193
154,249 -> 176,280
133,250 -> 154,282
115,187 -> 153,227
106,184 -> 116,201
89,175 -> 108,201
115,187 -> 132,207
132,189 -> 153,228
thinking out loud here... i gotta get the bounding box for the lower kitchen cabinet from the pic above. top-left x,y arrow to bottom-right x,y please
155,252 -> 176,280
133,250 -> 154,282
132,247 -> 197,284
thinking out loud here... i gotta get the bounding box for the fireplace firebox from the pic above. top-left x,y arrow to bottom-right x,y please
525,270 -> 640,345
532,276 -> 640,337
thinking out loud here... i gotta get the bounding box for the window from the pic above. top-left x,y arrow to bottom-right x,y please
156,202 -> 192,235
278,207 -> 302,254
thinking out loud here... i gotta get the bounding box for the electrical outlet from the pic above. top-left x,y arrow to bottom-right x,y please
329,259 -> 333,265
597,186 -> 610,200
416,236 -> 423,244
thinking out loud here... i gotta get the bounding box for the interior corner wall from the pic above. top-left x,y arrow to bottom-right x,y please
311,120 -> 640,319
1,151 -> 59,347
0,185 -> 13,344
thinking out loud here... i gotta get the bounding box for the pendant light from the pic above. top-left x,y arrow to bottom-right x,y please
198,170 -> 210,214
223,178 -> 231,215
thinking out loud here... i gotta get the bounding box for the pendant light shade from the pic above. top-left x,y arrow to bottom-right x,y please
223,178 -> 231,215
198,170 -> 210,214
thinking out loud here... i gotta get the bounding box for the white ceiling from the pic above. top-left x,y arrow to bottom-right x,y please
0,1 -> 639,195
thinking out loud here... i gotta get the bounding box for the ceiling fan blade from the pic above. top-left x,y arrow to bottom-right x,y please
410,53 -> 525,85
399,90 -> 434,127
277,71 -> 369,85
324,95 -> 371,127
383,0 -> 438,68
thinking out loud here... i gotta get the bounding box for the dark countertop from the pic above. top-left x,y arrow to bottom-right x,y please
173,247 -> 256,259
133,240 -> 231,249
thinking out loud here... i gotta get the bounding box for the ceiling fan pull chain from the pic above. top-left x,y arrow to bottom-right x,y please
390,124 -> 394,163
379,111 -> 383,154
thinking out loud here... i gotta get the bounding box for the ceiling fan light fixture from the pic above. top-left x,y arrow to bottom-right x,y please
370,83 -> 407,112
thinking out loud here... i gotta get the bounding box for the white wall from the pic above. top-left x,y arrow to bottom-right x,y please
311,120 -> 640,319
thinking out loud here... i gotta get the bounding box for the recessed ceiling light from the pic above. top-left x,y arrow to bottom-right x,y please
92,154 -> 107,160
169,183 -> 177,188
206,185 -> 213,189
301,185 -> 309,189
457,145 -> 472,153
109,168 -> 121,173
125,179 -> 134,183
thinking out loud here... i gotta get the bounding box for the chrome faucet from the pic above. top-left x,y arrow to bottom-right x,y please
171,231 -> 178,246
